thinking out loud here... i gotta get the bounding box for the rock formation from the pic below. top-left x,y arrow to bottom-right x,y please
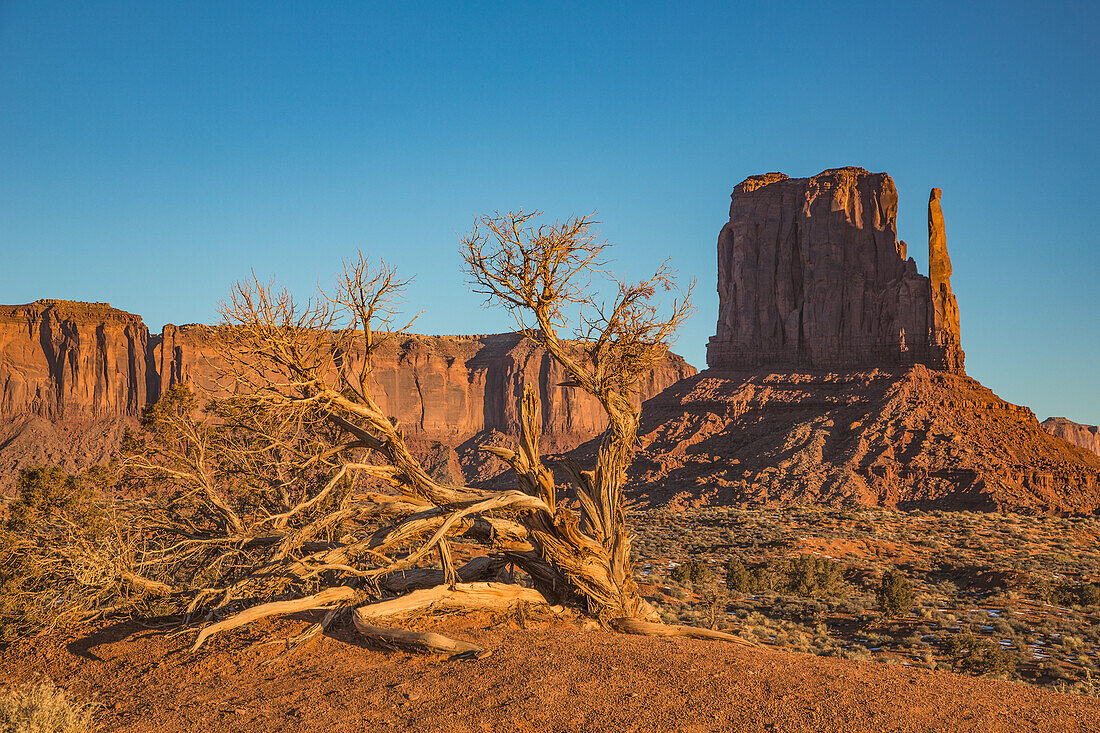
0,301 -> 694,490
0,300 -> 149,418
928,187 -> 962,355
585,167 -> 1099,515
626,367 -> 1100,514
707,168 -> 964,371
1042,417 -> 1100,457
148,326 -> 690,447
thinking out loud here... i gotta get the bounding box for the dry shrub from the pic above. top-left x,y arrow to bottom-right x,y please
0,678 -> 96,733
0,466 -> 149,640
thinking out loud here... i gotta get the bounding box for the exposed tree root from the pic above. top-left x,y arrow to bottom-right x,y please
380,556 -> 509,594
352,619 -> 487,658
356,582 -> 549,624
609,617 -> 758,647
192,586 -> 358,651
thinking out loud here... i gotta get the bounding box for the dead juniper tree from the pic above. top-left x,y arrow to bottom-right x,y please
460,211 -> 698,628
116,216 -> 751,653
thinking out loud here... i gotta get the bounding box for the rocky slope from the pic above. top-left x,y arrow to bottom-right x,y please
0,302 -> 693,490
626,366 -> 1100,513
1042,417 -> 1100,456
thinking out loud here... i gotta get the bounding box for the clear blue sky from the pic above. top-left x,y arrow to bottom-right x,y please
1,2 -> 1097,422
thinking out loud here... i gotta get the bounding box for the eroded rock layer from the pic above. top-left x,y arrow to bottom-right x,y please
0,300 -> 149,419
626,367 -> 1100,514
708,168 -> 964,371
1042,417 -> 1100,457
149,326 -> 690,447
0,301 -> 693,489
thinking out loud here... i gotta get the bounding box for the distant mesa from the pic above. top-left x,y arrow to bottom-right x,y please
0,302 -> 691,491
1041,417 -> 1100,457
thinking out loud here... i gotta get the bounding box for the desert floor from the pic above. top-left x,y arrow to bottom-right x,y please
2,614 -> 1098,733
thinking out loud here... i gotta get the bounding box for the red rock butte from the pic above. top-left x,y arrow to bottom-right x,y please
707,167 -> 963,372
623,167 -> 1100,514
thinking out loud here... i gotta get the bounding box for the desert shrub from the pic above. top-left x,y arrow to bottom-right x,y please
878,569 -> 915,617
725,559 -> 753,593
943,634 -> 1017,677
725,556 -> 846,598
670,560 -> 712,585
1051,582 -> 1100,609
0,466 -> 122,640
0,678 -> 96,733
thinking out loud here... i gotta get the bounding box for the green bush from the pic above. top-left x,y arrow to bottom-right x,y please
725,555 -> 846,598
943,633 -> 1017,678
1051,582 -> 1100,609
671,560 -> 713,585
878,569 -> 915,617
0,466 -> 115,640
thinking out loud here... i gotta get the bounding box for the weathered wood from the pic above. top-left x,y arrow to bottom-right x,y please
609,617 -> 758,646
192,586 -> 357,651
353,619 -> 488,657
380,556 -> 509,593
356,582 -> 548,623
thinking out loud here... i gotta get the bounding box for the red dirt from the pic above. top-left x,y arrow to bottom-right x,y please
2,615 -> 1098,732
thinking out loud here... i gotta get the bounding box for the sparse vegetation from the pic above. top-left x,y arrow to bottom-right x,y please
0,678 -> 96,733
633,505 -> 1100,696
878,569 -> 915,618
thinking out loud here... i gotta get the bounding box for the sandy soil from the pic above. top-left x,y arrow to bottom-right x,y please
2,615 -> 1099,733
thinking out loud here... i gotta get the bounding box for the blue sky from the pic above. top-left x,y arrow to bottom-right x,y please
1,1 -> 1097,422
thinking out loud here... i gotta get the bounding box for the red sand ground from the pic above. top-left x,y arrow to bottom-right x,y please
2,615 -> 1099,732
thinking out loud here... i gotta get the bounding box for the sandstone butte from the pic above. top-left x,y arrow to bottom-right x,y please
0,299 -> 693,491
623,167 -> 1100,514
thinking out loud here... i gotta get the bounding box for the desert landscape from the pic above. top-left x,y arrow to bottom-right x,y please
2,167 -> 1099,732
2,5 -> 1098,732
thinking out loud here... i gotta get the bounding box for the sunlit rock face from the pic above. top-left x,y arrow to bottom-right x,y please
0,301 -> 695,489
1042,417 -> 1100,457
0,300 -> 150,419
708,167 -> 963,372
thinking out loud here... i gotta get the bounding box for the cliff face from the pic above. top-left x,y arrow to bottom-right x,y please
0,303 -> 695,489
0,300 -> 149,419
707,168 -> 964,371
1042,418 -> 1100,457
149,326 -> 694,447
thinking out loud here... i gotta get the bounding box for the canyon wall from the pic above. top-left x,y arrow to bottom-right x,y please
149,325 -> 692,446
707,167 -> 963,371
